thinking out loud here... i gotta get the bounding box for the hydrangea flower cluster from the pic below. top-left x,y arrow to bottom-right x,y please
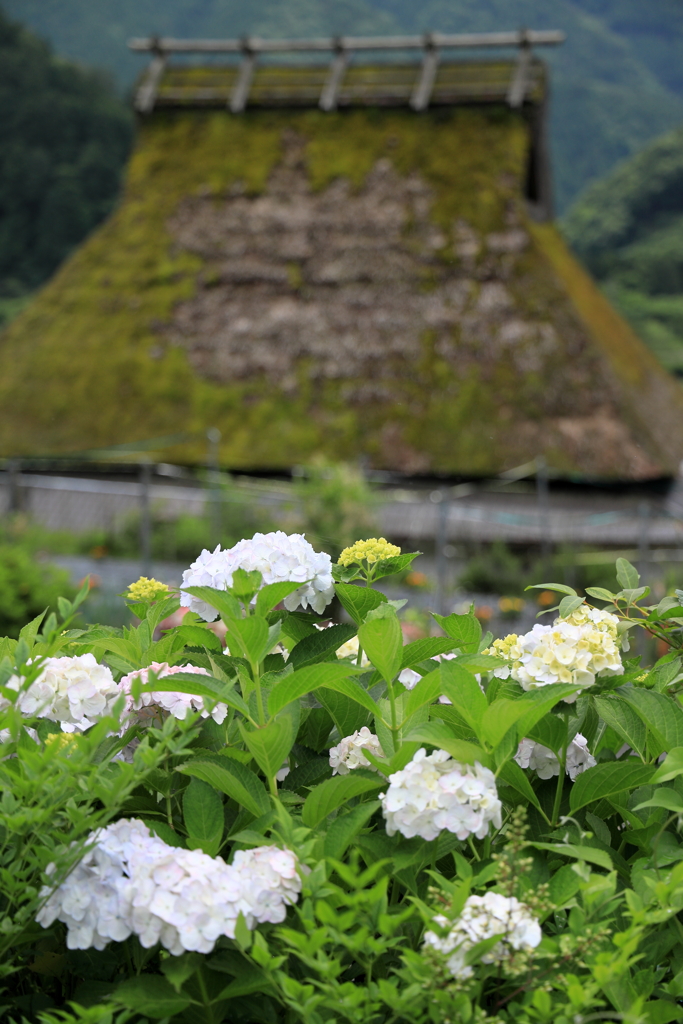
380,748 -> 502,841
486,606 -> 622,698
121,662 -> 227,724
36,819 -> 301,955
180,531 -> 334,620
126,577 -> 171,602
515,733 -> 596,781
338,538 -> 401,567
423,892 -> 541,979
0,654 -> 122,732
329,727 -> 384,774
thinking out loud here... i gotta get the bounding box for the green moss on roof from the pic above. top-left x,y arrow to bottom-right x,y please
0,105 -> 681,478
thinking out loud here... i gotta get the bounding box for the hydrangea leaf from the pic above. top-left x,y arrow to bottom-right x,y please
359,613 -> 403,684
334,583 -> 387,625
569,761 -> 657,812
179,757 -> 270,819
593,696 -> 647,760
287,624 -> 357,670
240,717 -> 294,781
431,610 -> 482,653
323,800 -> 381,860
618,687 -> 683,753
302,771 -> 384,828
114,976 -> 191,1018
255,580 -> 307,616
439,660 -> 488,733
616,558 -> 640,591
268,663 -> 366,717
400,637 -> 460,669
182,778 -> 224,857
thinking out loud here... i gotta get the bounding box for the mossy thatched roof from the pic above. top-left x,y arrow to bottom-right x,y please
1,103 -> 682,478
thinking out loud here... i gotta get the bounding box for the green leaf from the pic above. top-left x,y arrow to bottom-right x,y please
440,659 -> 487,732
616,558 -> 640,591
115,977 -> 191,1018
619,688 -> 683,753
405,720 -> 488,767
359,612 -> 403,684
172,624 -> 223,652
302,772 -> 384,828
400,637 -> 459,669
634,790 -> 683,814
525,583 -> 577,596
530,842 -> 613,870
142,672 -> 250,718
431,611 -> 481,652
19,610 -> 47,648
558,595 -> 585,618
369,552 -> 421,581
268,663 -> 365,717
240,717 -> 294,780
480,699 -> 529,750
569,761 -> 657,812
334,583 -> 387,625
585,587 -> 616,602
226,616 -> 272,664
183,778 -> 224,856
652,748 -> 683,782
255,580 -> 304,616
497,759 -> 543,812
515,684 -> 583,737
181,585 -> 241,621
317,688 -> 370,739
281,756 -> 331,791
402,669 -> 442,721
594,696 -> 647,759
323,800 -> 380,859
549,864 -> 581,907
179,757 -> 270,818
287,624 -> 357,669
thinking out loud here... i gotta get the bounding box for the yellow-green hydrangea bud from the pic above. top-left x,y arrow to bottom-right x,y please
127,577 -> 171,603
338,538 -> 401,567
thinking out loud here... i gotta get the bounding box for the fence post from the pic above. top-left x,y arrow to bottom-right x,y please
139,460 -> 152,577
7,459 -> 21,514
432,490 -> 449,616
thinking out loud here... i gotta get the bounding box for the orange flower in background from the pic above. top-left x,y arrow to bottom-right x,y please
537,590 -> 556,607
475,605 -> 493,622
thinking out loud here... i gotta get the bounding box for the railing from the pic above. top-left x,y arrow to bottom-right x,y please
128,28 -> 564,114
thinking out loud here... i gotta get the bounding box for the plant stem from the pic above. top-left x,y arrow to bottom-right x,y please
551,715 -> 569,826
166,794 -> 174,829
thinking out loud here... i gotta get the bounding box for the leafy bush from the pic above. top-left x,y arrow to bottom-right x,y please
5,539 -> 683,1023
290,461 -> 376,559
0,543 -> 74,637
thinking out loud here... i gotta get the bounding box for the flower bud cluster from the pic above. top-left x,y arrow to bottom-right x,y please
329,727 -> 384,774
0,654 -> 121,732
485,606 -> 622,698
423,892 -> 541,979
515,733 -> 596,781
36,819 -> 301,955
181,531 -> 334,619
126,577 -> 171,602
338,538 -> 401,567
380,748 -> 502,842
121,662 -> 227,724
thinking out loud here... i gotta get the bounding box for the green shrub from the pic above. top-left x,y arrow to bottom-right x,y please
0,543 -> 74,637
4,542 -> 683,1022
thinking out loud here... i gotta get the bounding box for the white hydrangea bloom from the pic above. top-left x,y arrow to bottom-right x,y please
423,892 -> 541,979
380,748 -> 502,842
515,733 -> 596,781
336,634 -> 370,668
180,532 -> 334,620
329,727 -> 384,774
487,607 -> 622,700
121,662 -> 227,725
36,819 -> 301,956
0,654 -> 122,732
398,668 -> 421,690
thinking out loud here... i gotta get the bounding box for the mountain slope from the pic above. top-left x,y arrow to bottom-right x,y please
563,125 -> 683,375
3,0 -> 683,212
0,8 -> 133,320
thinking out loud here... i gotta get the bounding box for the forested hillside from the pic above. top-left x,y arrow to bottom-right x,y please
0,9 -> 133,326
4,0 -> 683,213
563,126 -> 683,375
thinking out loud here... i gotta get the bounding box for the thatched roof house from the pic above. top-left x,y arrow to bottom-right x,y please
1,32 -> 682,478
